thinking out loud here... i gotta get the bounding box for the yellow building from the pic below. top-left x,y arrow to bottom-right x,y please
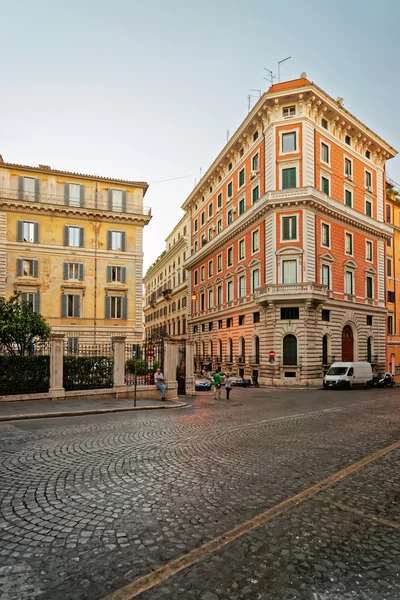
386,178 -> 400,377
144,215 -> 189,341
0,157 -> 151,348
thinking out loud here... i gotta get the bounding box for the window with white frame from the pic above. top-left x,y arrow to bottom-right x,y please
282,259 -> 297,284
251,268 -> 260,292
227,181 -> 233,198
208,203 -> 213,218
321,223 -> 330,248
208,288 -> 213,308
238,168 -> 245,188
365,171 -> 372,189
365,198 -> 372,217
238,275 -> 246,298
366,240 -> 373,262
321,264 -> 331,288
19,221 -> 38,243
111,189 -> 123,212
252,229 -> 260,253
217,218 -> 222,233
227,247 -> 233,267
68,183 -> 82,207
217,285 -> 222,305
201,265 -> 205,281
321,142 -> 329,163
194,270 -> 198,285
201,212 -> 205,226
65,226 -> 84,247
322,176 -> 330,195
239,197 -> 245,215
108,230 -> 125,251
227,209 -> 233,225
282,132 -> 296,153
282,106 -> 295,118
252,185 -> 260,203
252,154 -> 259,171
61,294 -> 81,318
194,219 -> 198,232
345,189 -> 352,207
387,257 -> 393,277
345,271 -> 354,295
239,239 -> 245,260
208,227 -> 213,241
217,254 -> 222,272
345,232 -> 353,255
344,158 -> 352,177
282,168 -> 296,189
366,276 -> 374,299
217,193 -> 222,208
208,260 -> 213,277
227,279 -> 233,302
194,240 -> 198,252
282,215 -> 297,241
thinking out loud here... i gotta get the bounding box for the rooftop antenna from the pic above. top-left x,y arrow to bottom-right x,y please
248,89 -> 262,113
278,56 -> 291,82
263,67 -> 276,88
226,130 -> 230,142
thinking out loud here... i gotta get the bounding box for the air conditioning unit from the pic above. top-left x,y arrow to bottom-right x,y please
347,174 -> 353,181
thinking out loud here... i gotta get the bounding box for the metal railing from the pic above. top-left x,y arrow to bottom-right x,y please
63,343 -> 113,390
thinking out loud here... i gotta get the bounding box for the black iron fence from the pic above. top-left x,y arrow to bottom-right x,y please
125,341 -> 164,386
63,343 -> 113,391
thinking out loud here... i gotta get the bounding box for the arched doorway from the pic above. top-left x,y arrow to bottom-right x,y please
228,338 -> 233,362
367,337 -> 372,364
342,325 -> 354,362
239,337 -> 245,362
218,339 -> 223,361
283,334 -> 297,366
253,336 -> 260,364
322,335 -> 328,365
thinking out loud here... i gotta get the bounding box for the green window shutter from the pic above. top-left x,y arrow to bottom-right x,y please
105,296 -> 111,319
239,169 -> 245,187
74,296 -> 81,318
108,189 -> 113,211
282,169 -> 289,189
106,266 -> 112,282
17,259 -> 23,276
252,186 -> 259,203
345,190 -> 352,206
290,168 -> 296,188
61,294 -> 68,317
107,230 -> 112,250
80,185 -> 85,207
239,199 -> 244,215
121,231 -> 126,251
121,267 -> 126,283
283,218 -> 290,240
64,262 -> 69,280
64,226 -> 69,246
34,178 -> 40,202
33,260 -> 38,277
121,297 -> 128,320
17,221 -> 23,242
34,293 -> 40,314
18,176 -> 24,200
228,182 -> 232,197
78,264 -> 84,281
79,227 -> 84,247
34,223 -> 39,243
122,191 -> 127,212
64,183 -> 70,205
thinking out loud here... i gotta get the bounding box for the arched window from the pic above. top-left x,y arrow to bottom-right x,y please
202,340 -> 206,358
367,337 -> 372,363
253,336 -> 260,364
322,335 -> 328,366
218,339 -> 223,360
228,338 -> 233,362
283,334 -> 297,366
209,340 -> 213,358
239,337 -> 246,362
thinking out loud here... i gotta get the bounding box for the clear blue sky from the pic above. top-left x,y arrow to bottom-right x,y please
1,0 -> 399,270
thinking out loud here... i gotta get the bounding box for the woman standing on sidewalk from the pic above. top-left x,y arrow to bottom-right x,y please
225,374 -> 233,400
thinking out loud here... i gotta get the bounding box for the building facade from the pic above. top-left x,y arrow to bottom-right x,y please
385,178 -> 400,378
143,215 -> 189,341
182,76 -> 396,384
0,158 -> 151,348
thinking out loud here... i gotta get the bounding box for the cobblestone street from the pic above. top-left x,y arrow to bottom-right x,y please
0,388 -> 399,600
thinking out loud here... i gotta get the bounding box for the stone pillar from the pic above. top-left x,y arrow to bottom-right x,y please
113,336 -> 126,396
49,334 -> 65,399
185,341 -> 195,396
164,341 -> 179,400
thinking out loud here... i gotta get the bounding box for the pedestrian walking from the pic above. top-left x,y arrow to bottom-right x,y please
154,368 -> 166,400
225,374 -> 233,400
212,371 -> 222,399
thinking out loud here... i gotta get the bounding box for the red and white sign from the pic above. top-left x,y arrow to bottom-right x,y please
269,350 -> 276,358
147,347 -> 155,358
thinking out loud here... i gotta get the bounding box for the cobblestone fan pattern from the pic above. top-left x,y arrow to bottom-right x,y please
0,389 -> 399,600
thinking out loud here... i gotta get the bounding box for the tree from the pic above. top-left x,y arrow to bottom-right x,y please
0,292 -> 51,356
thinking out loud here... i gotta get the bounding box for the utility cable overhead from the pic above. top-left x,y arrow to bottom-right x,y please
149,172 -> 201,184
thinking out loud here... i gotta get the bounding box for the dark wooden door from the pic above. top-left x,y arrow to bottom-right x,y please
342,325 -> 354,362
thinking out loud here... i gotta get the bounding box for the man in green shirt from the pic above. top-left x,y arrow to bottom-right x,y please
212,371 -> 222,399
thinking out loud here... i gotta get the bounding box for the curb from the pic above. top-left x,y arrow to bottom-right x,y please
0,400 -> 188,422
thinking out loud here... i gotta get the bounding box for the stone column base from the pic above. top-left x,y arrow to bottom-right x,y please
50,388 -> 65,400
185,376 -> 196,396
165,380 -> 178,401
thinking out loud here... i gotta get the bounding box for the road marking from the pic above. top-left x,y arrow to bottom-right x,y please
102,439 -> 400,600
326,500 -> 400,529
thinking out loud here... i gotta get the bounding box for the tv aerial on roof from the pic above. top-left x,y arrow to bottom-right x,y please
264,56 -> 292,86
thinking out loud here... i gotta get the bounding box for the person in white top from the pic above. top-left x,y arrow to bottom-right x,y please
154,368 -> 166,400
225,374 -> 233,400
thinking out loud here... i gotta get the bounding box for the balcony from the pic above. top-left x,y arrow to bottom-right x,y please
254,283 -> 328,305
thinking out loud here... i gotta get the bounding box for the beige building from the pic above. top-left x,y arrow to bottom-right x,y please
0,157 -> 151,348
144,214 -> 189,341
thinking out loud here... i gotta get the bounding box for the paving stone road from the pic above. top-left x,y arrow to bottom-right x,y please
0,388 -> 399,600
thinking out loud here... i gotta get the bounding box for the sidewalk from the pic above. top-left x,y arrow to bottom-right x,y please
0,396 -> 187,422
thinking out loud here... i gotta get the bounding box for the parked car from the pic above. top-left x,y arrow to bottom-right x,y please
323,362 -> 373,389
229,376 -> 250,387
372,372 -> 395,388
195,374 -> 212,391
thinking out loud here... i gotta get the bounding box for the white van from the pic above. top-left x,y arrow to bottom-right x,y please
323,362 -> 373,389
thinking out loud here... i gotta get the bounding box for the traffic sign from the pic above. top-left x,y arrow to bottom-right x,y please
269,350 -> 276,358
147,347 -> 155,358
269,357 -> 275,364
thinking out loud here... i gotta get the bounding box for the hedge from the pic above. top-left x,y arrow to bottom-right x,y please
0,355 -> 50,395
126,359 -> 160,376
63,356 -> 113,391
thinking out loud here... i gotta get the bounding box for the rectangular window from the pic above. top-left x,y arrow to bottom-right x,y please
281,307 -> 299,320
227,181 -> 233,198
194,270 -> 198,285
322,264 -> 330,288
65,226 -> 84,247
227,209 -> 233,225
282,132 -> 296,153
227,247 -> 233,267
251,269 -> 260,292
227,318 -> 233,328
239,197 -> 245,215
252,154 -> 259,171
17,258 -> 38,277
111,189 -> 123,212
217,285 -> 222,305
20,292 -> 40,313
238,275 -> 246,298
388,290 -> 395,303
253,311 -> 260,323
227,280 -> 233,301
321,143 -> 329,163
239,168 -> 245,187
105,296 -> 128,319
345,158 -> 352,176
345,189 -> 352,207
282,168 -> 296,189
217,193 -> 222,209
282,106 -> 295,117
239,239 -> 245,260
18,176 -> 40,202
252,230 -> 260,253
321,118 -> 328,130
68,183 -> 82,207
194,219 -> 198,232
322,309 -> 330,322
218,319 -> 223,329
388,315 -> 393,335
387,257 -> 392,277
345,271 -> 354,295
62,294 -> 81,318
238,315 -> 245,326
345,232 -> 353,255
208,260 -> 213,277
252,185 -> 260,203
365,199 -> 372,217
65,262 -> 84,280
208,289 -> 213,308
201,266 -> 205,281
282,215 -> 297,241
366,241 -> 373,262
200,293 -> 205,311
108,230 -> 125,251
321,223 -> 330,248
386,204 -> 391,223
68,337 -> 79,354
345,135 -> 351,146
366,276 -> 373,299
365,171 -> 372,188
208,321 -> 213,331
201,212 -> 205,226
322,177 -> 330,195
208,203 -> 213,217
366,315 -> 373,326
217,254 -> 222,272
282,260 -> 297,284
22,222 -> 37,243
217,219 -> 222,233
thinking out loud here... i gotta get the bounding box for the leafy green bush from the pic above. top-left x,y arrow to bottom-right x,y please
126,359 -> 160,375
63,356 -> 113,390
0,355 -> 50,395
